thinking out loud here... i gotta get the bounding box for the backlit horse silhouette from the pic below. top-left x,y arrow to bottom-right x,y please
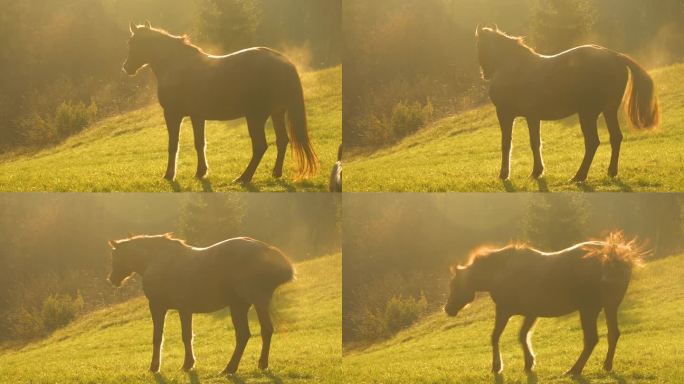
108,234 -> 294,374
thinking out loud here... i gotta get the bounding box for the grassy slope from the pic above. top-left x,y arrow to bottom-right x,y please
343,253 -> 684,384
347,63 -> 684,192
0,66 -> 341,192
0,254 -> 342,384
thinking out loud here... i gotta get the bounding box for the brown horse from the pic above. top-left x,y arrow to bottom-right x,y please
123,21 -> 318,183
108,234 -> 294,375
476,26 -> 659,182
444,233 -> 643,376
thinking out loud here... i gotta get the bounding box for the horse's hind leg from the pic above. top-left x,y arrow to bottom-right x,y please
519,316 -> 538,372
271,110 -> 289,178
222,303 -> 251,375
604,107 -> 623,178
179,310 -> 195,371
491,308 -> 510,374
191,117 -> 208,179
603,304 -> 620,371
566,307 -> 600,376
571,111 -> 601,182
254,297 -> 274,370
236,114 -> 269,183
526,118 -> 544,179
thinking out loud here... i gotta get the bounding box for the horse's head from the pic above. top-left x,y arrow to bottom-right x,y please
475,24 -> 499,80
123,21 -> 154,76
107,239 -> 135,287
475,24 -> 530,80
444,264 -> 475,317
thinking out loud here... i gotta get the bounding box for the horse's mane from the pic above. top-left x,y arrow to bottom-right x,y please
451,243 -> 529,273
138,26 -> 206,55
477,27 -> 536,55
114,233 -> 190,248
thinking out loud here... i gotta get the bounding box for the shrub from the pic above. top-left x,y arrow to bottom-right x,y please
8,307 -> 44,339
54,101 -> 98,137
383,293 -> 428,334
390,100 -> 432,139
41,292 -> 84,332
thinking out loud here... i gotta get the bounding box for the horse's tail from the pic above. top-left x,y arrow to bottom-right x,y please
584,232 -> 646,285
287,69 -> 319,179
619,54 -> 660,130
266,245 -> 296,288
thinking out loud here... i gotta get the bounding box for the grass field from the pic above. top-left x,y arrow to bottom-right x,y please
0,254 -> 342,384
0,66 -> 341,192
342,252 -> 684,384
347,63 -> 684,192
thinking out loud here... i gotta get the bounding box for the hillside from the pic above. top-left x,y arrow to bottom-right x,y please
0,254 -> 342,384
347,63 -> 684,192
0,67 -> 341,192
343,253 -> 684,383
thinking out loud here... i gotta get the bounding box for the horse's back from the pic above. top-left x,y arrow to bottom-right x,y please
491,45 -> 628,118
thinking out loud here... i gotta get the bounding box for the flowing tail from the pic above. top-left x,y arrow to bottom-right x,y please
287,70 -> 319,179
619,54 -> 660,129
584,232 -> 646,284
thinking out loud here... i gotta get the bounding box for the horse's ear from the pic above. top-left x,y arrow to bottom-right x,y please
129,22 -> 136,35
108,240 -> 118,250
475,24 -> 483,37
144,20 -> 151,29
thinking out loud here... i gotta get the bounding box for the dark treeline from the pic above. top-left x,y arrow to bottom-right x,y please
343,0 -> 684,150
0,0 -> 341,152
0,193 -> 340,342
342,193 -> 684,344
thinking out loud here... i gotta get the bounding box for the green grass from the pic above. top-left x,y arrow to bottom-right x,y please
347,63 -> 684,192
343,253 -> 684,383
0,254 -> 342,384
0,66 -> 341,192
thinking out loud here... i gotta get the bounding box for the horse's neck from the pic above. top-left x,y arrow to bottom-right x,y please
150,45 -> 203,78
469,256 -> 503,291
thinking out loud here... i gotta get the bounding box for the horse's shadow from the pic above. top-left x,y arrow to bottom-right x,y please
153,373 -> 168,384
167,180 -> 182,192
608,178 -> 633,192
502,180 -> 517,192
200,178 -> 213,192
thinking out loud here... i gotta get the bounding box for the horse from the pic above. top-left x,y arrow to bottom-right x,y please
475,25 -> 660,182
123,21 -> 318,183
107,234 -> 294,375
329,144 -> 342,192
444,233 -> 643,376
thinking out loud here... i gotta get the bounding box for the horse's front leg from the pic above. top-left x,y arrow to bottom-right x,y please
191,117 -> 208,180
491,308 -> 510,374
566,307 -> 600,376
179,310 -> 195,371
526,118 -> 544,179
496,110 -> 514,180
519,316 -> 538,372
571,111 -> 601,182
149,302 -> 168,373
163,111 -> 183,181
235,114 -> 269,184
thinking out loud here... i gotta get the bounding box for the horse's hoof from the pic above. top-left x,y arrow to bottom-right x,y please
258,361 -> 269,370
195,172 -> 208,180
564,369 -> 582,377
163,173 -> 176,181
233,177 -> 252,185
272,170 -> 283,179
149,365 -> 160,374
220,365 -> 238,375
570,176 -> 586,184
608,170 -> 618,178
603,362 -> 613,372
181,361 -> 195,371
